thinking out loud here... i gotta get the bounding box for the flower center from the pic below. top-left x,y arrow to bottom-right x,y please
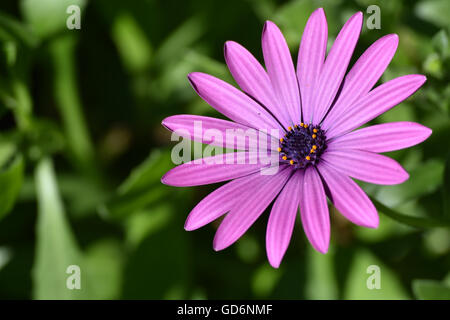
278,123 -> 327,169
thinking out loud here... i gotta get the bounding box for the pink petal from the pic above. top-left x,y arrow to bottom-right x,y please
326,74 -> 427,139
322,149 -> 409,185
188,72 -> 283,132
161,152 -> 271,187
328,122 -> 432,153
162,114 -> 278,150
297,8 -> 328,123
184,171 -> 264,231
262,21 -> 301,125
322,34 -> 399,130
299,166 -> 330,254
266,170 -> 303,268
311,12 -> 363,124
317,162 -> 379,228
213,166 -> 292,251
224,41 -> 291,128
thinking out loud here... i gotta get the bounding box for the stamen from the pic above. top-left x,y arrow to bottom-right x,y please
278,123 -> 327,169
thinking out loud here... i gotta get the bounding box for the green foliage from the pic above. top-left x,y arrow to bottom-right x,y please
0,142 -> 24,220
344,250 -> 409,299
413,279 -> 450,300
32,158 -> 86,299
21,0 -> 86,39
0,0 -> 448,300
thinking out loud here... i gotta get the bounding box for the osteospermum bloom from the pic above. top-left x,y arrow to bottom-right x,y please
161,9 -> 431,268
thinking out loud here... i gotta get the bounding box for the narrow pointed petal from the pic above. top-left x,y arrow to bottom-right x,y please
213,167 -> 292,251
262,21 -> 301,125
266,170 -> 303,268
161,152 -> 271,187
328,122 -> 432,153
224,41 -> 290,128
184,171 -> 263,231
311,12 -> 363,124
188,72 -> 283,132
317,162 -> 379,228
322,149 -> 409,185
297,8 -> 328,123
299,167 -> 330,254
162,114 -> 279,150
326,74 -> 427,139
322,34 -> 399,129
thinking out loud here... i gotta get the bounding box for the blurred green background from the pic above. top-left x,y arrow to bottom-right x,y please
0,0 -> 449,300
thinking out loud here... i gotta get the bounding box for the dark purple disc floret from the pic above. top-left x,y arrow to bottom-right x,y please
279,123 -> 327,169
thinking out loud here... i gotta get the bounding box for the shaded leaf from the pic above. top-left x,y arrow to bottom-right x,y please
371,197 -> 450,229
344,249 -> 409,299
0,143 -> 24,220
413,279 -> 450,300
444,152 -> 450,218
20,0 -> 86,39
32,158 -> 87,299
304,245 -> 338,299
84,239 -> 124,299
103,150 -> 173,219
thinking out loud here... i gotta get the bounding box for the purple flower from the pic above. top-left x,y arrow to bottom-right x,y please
161,9 -> 431,268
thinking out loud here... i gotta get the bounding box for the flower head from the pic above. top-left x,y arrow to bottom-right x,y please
161,8 -> 431,268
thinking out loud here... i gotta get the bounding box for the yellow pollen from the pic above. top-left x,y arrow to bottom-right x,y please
312,145 -> 317,150
289,160 -> 294,165
294,124 -> 298,128
313,128 -> 318,133
310,149 -> 315,153
282,156 -> 287,161
312,134 -> 317,139
304,124 -> 308,128
305,156 -> 311,161
300,122 -> 304,127
280,138 -> 284,142
277,147 -> 281,152
288,126 -> 292,131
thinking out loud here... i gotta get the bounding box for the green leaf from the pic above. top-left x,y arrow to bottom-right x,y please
125,204 -> 174,248
118,149 -> 171,195
112,13 -> 152,73
153,16 -> 203,67
252,264 -> 283,298
32,158 -> 88,299
432,29 -> 449,58
0,143 -> 24,220
20,0 -> 87,39
413,279 -> 450,300
304,245 -> 338,299
415,0 -> 450,28
0,247 -> 12,272
375,159 -> 444,207
344,249 -> 409,299
443,152 -> 450,218
103,150 -> 173,219
0,12 -> 38,47
371,197 -> 450,229
83,239 -> 124,299
122,221 -> 191,299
